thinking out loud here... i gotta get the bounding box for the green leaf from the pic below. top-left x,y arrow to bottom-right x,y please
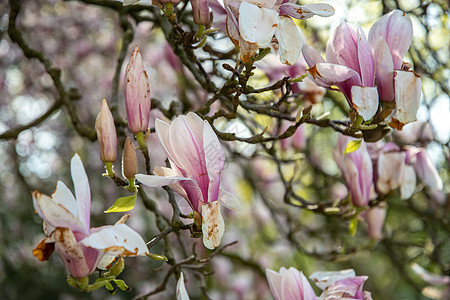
349,218 -> 358,236
105,194 -> 137,213
344,139 -> 362,155
113,279 -> 130,291
290,73 -> 308,83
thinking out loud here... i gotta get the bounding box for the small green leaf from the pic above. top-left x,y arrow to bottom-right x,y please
147,253 -> 168,261
290,73 -> 308,83
349,218 -> 358,236
344,139 -> 362,155
113,279 -> 130,291
105,194 -> 137,213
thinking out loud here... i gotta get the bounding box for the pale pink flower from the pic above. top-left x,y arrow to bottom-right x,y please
32,154 -> 149,278
266,267 -> 317,300
95,99 -> 117,163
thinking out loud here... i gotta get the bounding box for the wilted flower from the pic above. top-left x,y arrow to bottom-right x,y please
224,0 -> 334,64
303,20 -> 378,120
334,134 -> 373,207
95,99 -> 117,163
32,154 -> 149,278
125,46 -> 151,134
136,112 -> 239,249
368,10 -> 421,129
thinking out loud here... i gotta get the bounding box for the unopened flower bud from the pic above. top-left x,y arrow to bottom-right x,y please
191,0 -> 210,25
95,99 -> 117,163
122,137 -> 138,179
365,204 -> 387,240
125,46 -> 151,134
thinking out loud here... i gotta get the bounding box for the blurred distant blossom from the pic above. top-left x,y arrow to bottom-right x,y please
365,204 -> 387,240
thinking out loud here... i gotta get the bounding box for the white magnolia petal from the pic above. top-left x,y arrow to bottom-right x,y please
70,154 -> 91,231
201,201 -> 225,250
394,70 -> 421,125
351,86 -> 379,120
32,191 -> 88,235
275,16 -> 303,65
309,269 -> 356,290
52,181 -> 78,218
136,173 -> 192,187
218,189 -> 241,211
302,43 -> 326,67
153,167 -> 189,199
377,152 -> 406,194
96,253 -> 117,270
400,165 -> 416,199
266,268 -> 283,300
155,118 -> 181,167
80,224 -> 149,256
176,272 -> 190,300
303,3 -> 335,17
239,2 -> 278,48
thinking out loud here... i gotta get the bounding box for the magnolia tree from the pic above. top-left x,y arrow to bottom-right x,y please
1,0 -> 449,299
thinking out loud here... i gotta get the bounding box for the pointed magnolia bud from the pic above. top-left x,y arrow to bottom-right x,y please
95,99 -> 117,163
191,0 -> 210,25
122,137 -> 138,179
125,46 -> 151,134
365,204 -> 387,240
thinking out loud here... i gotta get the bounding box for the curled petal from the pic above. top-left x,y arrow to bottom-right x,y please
351,86 -> 379,121
80,224 -> 149,256
280,3 -> 334,19
310,269 -> 356,290
320,276 -> 369,298
275,16 -> 303,65
238,1 -> 278,48
201,201 -> 225,250
218,189 -> 241,211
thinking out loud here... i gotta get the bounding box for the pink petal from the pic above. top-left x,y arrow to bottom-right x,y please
275,16 -> 303,65
266,268 -> 283,300
356,24 -> 374,87
203,119 -> 224,202
366,205 -> 387,240
327,21 -> 360,74
310,269 -> 356,290
372,38 -> 395,102
70,154 -> 91,232
302,43 -> 326,68
368,10 -> 413,70
414,150 -> 443,191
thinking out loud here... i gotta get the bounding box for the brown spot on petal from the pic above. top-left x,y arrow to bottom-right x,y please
307,65 -> 321,80
389,118 -> 405,130
33,238 -> 55,261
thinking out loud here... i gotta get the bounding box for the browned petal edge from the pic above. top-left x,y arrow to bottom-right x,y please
307,65 -> 321,80
102,246 -> 139,256
389,118 -> 405,130
33,238 -> 55,261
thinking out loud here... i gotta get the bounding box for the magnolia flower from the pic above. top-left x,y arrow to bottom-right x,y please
365,204 -> 387,240
125,46 -> 151,134
310,269 -> 372,300
95,99 -> 117,163
303,20 -> 378,120
410,148 -> 443,192
334,134 -> 373,207
368,10 -> 421,129
266,267 -> 317,300
136,112 -> 239,249
224,0 -> 334,64
266,267 -> 372,300
32,154 -> 149,278
279,121 -> 306,152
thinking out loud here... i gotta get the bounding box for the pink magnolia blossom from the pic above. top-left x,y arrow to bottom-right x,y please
334,134 -> 373,207
407,147 -> 443,192
191,0 -> 210,25
224,0 -> 334,64
303,20 -> 378,120
95,99 -> 117,163
136,112 -> 239,249
266,267 -> 317,300
368,10 -> 421,129
125,46 -> 151,134
32,154 -> 149,278
365,204 -> 387,240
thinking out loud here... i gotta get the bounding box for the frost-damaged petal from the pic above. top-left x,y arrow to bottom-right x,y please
203,119 -> 224,202
394,70 -> 421,125
80,224 -> 149,256
280,3 -> 334,19
32,237 -> 55,261
351,86 -> 379,120
368,10 -> 413,69
275,16 -> 303,65
400,165 -> 416,199
302,3 -> 335,17
266,269 -> 283,300
218,189 -> 241,211
176,272 -> 190,300
372,38 -> 394,102
32,191 -> 88,235
310,269 -> 356,290
70,154 -> 91,231
53,227 -> 90,279
239,1 -> 278,48
201,201 -> 225,250
307,63 -> 361,89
